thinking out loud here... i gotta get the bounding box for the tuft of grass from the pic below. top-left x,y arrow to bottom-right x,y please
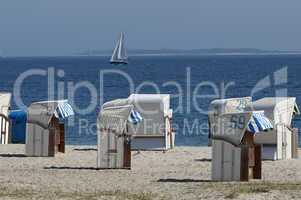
0,186 -> 37,199
0,185 -> 156,200
224,191 -> 238,199
210,182 -> 301,199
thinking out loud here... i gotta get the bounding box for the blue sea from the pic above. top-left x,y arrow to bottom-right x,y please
1,54 -> 301,146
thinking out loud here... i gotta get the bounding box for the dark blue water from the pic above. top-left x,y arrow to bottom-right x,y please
1,55 -> 301,145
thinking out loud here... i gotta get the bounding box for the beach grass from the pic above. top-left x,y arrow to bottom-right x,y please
0,186 -> 156,200
207,182 -> 301,199
2,182 -> 301,199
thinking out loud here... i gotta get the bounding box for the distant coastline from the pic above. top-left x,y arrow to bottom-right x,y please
76,48 -> 301,56
2,49 -> 301,58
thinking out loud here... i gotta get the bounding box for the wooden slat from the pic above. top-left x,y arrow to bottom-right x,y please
48,131 -> 55,156
240,145 -> 249,181
211,140 -> 222,181
292,128 -> 299,159
3,116 -> 6,144
168,117 -> 173,148
48,118 -> 55,157
25,123 -> 34,156
0,116 -> 3,144
223,142 -> 234,181
33,125 -> 43,156
233,147 -> 242,181
59,123 -> 65,153
277,125 -> 283,160
123,136 -> 131,169
253,144 -> 262,179
0,114 -> 10,144
248,147 -> 255,167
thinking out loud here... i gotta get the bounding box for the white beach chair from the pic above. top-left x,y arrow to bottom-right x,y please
127,94 -> 174,151
0,92 -> 11,144
247,97 -> 300,160
26,100 -> 74,157
97,99 -> 143,169
209,97 -> 273,181
97,103 -> 133,169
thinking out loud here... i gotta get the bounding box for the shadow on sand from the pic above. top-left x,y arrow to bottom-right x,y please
73,148 -> 97,152
157,178 -> 214,183
0,154 -> 26,158
44,166 -> 130,170
44,166 -> 100,170
194,158 -> 212,162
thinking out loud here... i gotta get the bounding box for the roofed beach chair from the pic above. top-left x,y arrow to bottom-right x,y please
26,100 -> 74,157
97,99 -> 143,169
209,97 -> 273,181
0,92 -> 12,144
246,97 -> 300,160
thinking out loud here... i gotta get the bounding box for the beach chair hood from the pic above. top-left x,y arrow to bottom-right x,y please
0,92 -> 11,116
246,97 -> 299,126
102,98 -> 130,109
98,101 -> 135,135
208,97 -> 252,144
208,97 -> 252,116
128,94 -> 170,116
209,97 -> 273,146
210,112 -> 253,146
27,100 -> 74,129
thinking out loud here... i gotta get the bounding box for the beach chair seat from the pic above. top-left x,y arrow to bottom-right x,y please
127,94 -> 174,150
247,97 -> 300,160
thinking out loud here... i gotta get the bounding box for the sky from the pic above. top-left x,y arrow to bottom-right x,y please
0,0 -> 301,56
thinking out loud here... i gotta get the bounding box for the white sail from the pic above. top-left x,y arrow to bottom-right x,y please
110,32 -> 128,64
117,33 -> 128,60
110,37 -> 120,62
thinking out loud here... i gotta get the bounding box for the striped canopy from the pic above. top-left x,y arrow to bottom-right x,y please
128,110 -> 143,124
54,100 -> 74,119
247,112 -> 273,133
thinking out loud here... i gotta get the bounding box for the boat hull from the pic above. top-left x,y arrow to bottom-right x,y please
110,61 -> 128,65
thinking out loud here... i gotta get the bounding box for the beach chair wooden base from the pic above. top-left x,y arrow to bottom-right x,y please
292,128 -> 299,159
97,131 -> 132,169
212,132 -> 262,182
0,114 -> 10,144
26,117 -> 66,157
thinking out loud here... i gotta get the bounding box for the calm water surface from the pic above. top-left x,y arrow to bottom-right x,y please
0,55 -> 301,145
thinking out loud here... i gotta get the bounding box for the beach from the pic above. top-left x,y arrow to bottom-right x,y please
1,145 -> 301,200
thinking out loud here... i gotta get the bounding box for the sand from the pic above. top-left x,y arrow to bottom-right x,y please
1,145 -> 301,199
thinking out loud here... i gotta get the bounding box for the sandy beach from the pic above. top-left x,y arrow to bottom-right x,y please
1,145 -> 301,200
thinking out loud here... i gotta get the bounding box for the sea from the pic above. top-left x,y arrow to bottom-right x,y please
1,54 -> 301,146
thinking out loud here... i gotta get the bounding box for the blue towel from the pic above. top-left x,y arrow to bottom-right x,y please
247,112 -> 273,133
128,110 -> 143,124
54,101 -> 74,119
9,110 -> 27,144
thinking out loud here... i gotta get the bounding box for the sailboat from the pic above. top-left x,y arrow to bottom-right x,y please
110,32 -> 128,64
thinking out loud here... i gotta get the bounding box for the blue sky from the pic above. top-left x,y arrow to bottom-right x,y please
0,0 -> 301,56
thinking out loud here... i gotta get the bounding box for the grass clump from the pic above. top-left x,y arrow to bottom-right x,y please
222,182 -> 301,199
0,185 -> 156,200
